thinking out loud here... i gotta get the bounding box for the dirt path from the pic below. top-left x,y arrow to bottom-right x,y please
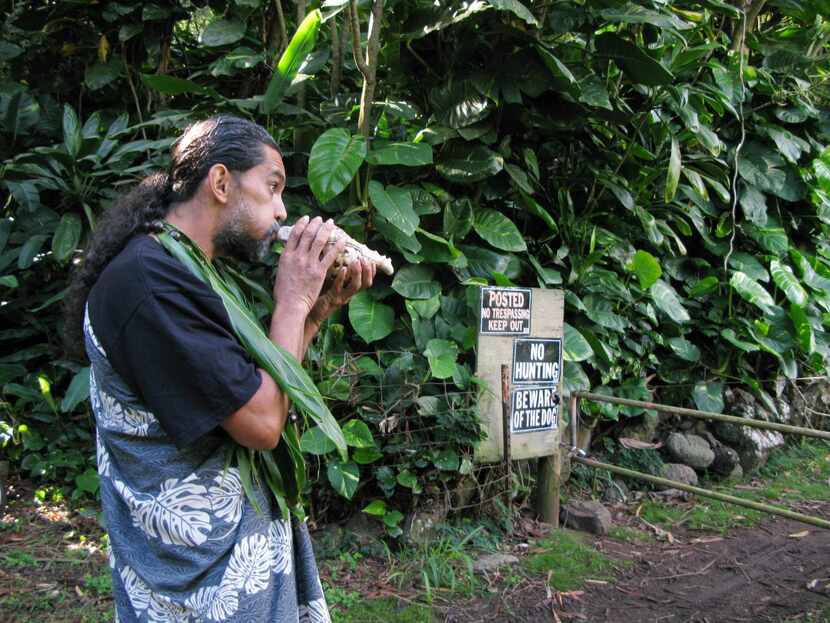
439,503 -> 830,623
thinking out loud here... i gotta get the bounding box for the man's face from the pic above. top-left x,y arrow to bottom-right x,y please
214,145 -> 287,262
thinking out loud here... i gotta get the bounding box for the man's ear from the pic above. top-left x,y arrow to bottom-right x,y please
206,163 -> 232,205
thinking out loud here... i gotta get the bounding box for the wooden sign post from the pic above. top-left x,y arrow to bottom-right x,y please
475,286 -> 564,525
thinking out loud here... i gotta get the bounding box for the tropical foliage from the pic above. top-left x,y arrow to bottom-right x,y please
2,0 -> 830,526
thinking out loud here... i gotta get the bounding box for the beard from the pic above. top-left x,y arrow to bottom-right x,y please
213,199 -> 279,263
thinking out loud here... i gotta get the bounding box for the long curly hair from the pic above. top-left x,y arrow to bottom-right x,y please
63,115 -> 278,359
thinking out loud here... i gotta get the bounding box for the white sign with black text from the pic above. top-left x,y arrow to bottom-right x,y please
510,386 -> 561,434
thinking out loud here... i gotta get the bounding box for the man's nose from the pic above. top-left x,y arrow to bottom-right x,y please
274,196 -> 287,221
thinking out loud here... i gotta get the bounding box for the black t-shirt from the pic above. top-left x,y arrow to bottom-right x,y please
87,234 -> 262,448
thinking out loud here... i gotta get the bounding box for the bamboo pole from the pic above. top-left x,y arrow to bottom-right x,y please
572,456 -> 830,530
569,391 -> 830,441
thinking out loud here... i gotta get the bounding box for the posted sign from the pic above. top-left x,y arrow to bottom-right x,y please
479,286 -> 532,335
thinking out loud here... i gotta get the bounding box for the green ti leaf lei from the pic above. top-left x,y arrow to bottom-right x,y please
156,224 -> 347,520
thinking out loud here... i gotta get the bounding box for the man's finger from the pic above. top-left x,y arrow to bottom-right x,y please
362,258 -> 373,289
311,219 -> 334,259
347,260 -> 363,293
300,216 -> 324,252
322,236 -> 345,268
287,215 -> 309,251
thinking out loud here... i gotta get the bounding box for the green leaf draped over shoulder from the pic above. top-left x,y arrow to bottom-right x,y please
156,226 -> 348,512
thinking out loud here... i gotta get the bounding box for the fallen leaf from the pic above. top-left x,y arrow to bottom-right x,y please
619,437 -> 663,450
789,530 -> 810,538
691,537 -> 723,544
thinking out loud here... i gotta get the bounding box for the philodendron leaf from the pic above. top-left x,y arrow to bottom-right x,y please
63,104 -> 81,158
368,182 -> 419,236
262,9 -> 322,113
327,459 -> 359,499
300,426 -> 337,455
730,271 -> 774,310
649,279 -> 690,324
770,260 -> 807,306
692,381 -> 724,413
789,303 -> 815,354
51,214 -> 82,263
594,33 -> 674,86
348,291 -> 394,343
424,338 -> 459,379
485,0 -> 538,26
665,137 -> 681,202
627,250 -> 662,289
436,142 -> 504,183
202,19 -> 246,47
391,265 -> 440,299
563,323 -> 593,361
342,419 -> 375,448
473,209 -> 527,252
366,142 -> 433,166
668,337 -> 700,362
308,128 -> 367,203
60,367 -> 90,412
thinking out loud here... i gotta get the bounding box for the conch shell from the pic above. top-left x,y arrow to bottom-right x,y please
276,225 -> 394,276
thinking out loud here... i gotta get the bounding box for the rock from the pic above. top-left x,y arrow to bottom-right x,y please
665,432 -> 715,469
601,479 -> 630,505
344,512 -> 385,553
789,379 -> 830,428
403,502 -> 447,546
661,463 -> 698,487
713,422 -> 784,473
452,476 -> 477,510
472,553 -> 519,573
560,500 -> 612,535
710,444 -> 741,477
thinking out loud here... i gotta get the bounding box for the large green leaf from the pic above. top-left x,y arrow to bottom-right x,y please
669,337 -> 700,362
51,214 -> 81,263
436,143 -> 504,183
62,105 -> 81,158
18,234 -> 48,269
770,260 -> 807,306
473,209 -> 526,252
366,142 -> 433,166
60,367 -> 90,412
348,291 -> 394,343
738,141 -> 806,202
201,19 -> 246,47
142,74 -> 207,95
692,381 -> 724,413
299,426 -> 336,455
424,338 -> 459,379
392,265 -> 440,299
649,280 -> 690,324
343,420 -> 375,448
738,183 -> 768,226
327,459 -> 360,499
261,9 -> 322,113
627,250 -> 662,289
308,129 -> 367,203
368,182 -> 419,236
563,323 -> 593,362
729,271 -> 774,310
729,252 -> 769,282
789,303 -> 815,354
536,46 -> 576,85
594,33 -> 674,86
518,191 -> 558,235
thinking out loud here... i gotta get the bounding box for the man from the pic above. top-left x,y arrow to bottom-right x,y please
66,115 -> 374,622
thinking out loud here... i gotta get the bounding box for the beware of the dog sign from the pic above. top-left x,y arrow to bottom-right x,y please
510,386 -> 561,434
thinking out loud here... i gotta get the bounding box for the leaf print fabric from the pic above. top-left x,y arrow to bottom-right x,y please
86,285 -> 328,622
269,519 -> 293,575
208,470 -> 243,526
223,533 -> 272,595
299,599 -> 332,623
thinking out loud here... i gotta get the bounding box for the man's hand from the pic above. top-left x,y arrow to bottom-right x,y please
308,257 -> 376,326
273,216 -> 345,318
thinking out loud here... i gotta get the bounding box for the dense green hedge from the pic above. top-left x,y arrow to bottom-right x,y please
2,0 -> 829,525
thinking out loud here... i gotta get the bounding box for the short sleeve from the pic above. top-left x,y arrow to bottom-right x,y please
113,289 -> 262,448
